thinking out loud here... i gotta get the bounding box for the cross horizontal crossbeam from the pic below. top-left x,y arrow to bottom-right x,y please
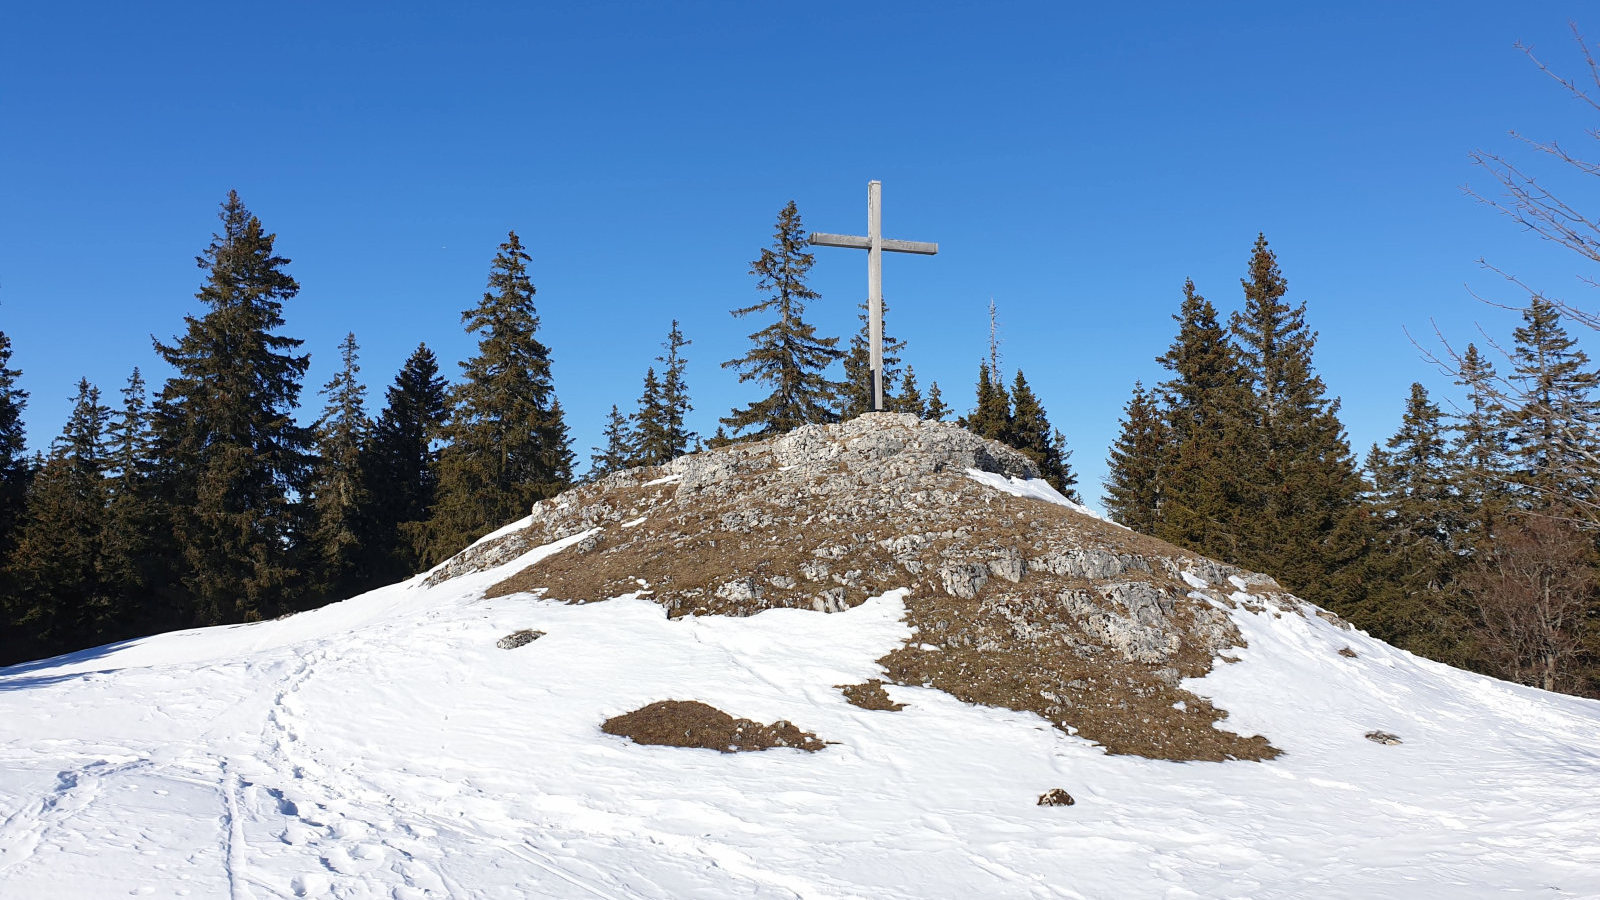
808,232 -> 939,256
809,181 -> 938,413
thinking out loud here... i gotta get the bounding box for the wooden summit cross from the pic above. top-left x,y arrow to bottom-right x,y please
810,180 -> 938,412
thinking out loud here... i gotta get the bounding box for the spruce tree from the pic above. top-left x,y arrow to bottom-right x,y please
428,231 -> 572,563
590,405 -> 638,478
366,344 -> 448,581
101,368 -> 173,637
1226,234 -> 1364,603
0,329 -> 28,555
1357,383 -> 1466,659
649,320 -> 695,461
152,191 -> 314,625
962,362 -> 1012,440
1049,428 -> 1082,504
309,333 -> 373,600
840,297 -> 905,418
1008,371 -> 1075,494
1150,278 -> 1252,558
4,380 -> 112,660
633,324 -> 696,467
894,365 -> 926,417
1447,343 -> 1510,553
1503,296 -> 1600,509
924,382 -> 951,421
722,202 -> 843,436
1104,381 -> 1165,533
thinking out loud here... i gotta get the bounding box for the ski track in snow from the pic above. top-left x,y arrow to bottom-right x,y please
1,527 -> 1599,897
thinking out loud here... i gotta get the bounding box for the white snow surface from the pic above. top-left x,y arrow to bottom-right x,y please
3,533 -> 1600,897
964,468 -> 1117,524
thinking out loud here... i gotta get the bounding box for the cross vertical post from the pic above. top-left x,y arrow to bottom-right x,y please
809,181 -> 939,413
868,180 -> 884,411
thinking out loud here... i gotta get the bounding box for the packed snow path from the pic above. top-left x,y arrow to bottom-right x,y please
3,526 -> 1600,898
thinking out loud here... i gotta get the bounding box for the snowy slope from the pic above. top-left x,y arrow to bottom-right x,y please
3,513 -> 1600,898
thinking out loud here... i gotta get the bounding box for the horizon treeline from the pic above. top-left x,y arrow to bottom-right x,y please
1104,235 -> 1599,699
0,192 -> 1081,667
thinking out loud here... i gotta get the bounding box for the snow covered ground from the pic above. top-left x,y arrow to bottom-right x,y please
3,520 -> 1600,898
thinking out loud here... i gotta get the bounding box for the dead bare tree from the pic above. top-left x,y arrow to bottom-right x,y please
1459,511 -> 1598,695
1467,22 -> 1600,330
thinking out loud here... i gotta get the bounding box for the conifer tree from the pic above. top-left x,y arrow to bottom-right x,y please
1104,381 -> 1165,533
427,231 -> 572,563
722,202 -> 843,436
924,382 -> 950,421
1357,383 -> 1466,659
1050,428 -> 1082,504
366,344 -> 448,580
152,191 -> 314,625
631,368 -> 667,466
1008,371 -> 1076,494
4,380 -> 112,659
1503,296 -> 1600,509
0,329 -> 28,555
309,333 -> 373,600
1447,343 -> 1510,552
650,320 -> 696,461
101,368 -> 172,636
894,365 -> 926,417
1151,278 -> 1252,560
962,362 -> 1012,441
590,405 -> 637,478
840,297 -> 906,418
633,323 -> 696,466
1226,234 -> 1364,602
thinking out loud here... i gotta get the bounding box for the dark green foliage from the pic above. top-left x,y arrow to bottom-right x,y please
101,368 -> 174,637
840,297 -> 905,418
1008,371 -> 1077,497
634,321 -> 696,466
1447,344 -> 1509,553
309,333 -> 374,600
427,231 -> 573,563
894,365 -> 925,417
722,202 -> 843,436
1354,384 -> 1470,661
1104,381 -> 1165,533
1502,296 -> 1600,508
1049,429 -> 1081,504
924,382 -> 950,421
1225,235 -> 1364,606
152,191 -> 314,625
4,381 -> 112,660
590,404 -> 637,478
961,362 -> 1011,441
0,330 -> 29,557
1150,278 -> 1252,559
366,344 -> 448,581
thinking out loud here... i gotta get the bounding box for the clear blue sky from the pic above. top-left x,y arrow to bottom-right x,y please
2,2 -> 1596,507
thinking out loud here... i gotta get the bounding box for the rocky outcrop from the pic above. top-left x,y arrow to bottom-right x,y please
441,413 -> 1292,762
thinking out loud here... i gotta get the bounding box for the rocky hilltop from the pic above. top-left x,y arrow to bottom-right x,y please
434,413 -> 1326,761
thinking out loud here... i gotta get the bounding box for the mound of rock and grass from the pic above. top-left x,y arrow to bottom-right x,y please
438,413 -> 1317,762
602,700 -> 827,753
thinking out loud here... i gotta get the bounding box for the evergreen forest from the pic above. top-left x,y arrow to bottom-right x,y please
0,187 -> 1595,705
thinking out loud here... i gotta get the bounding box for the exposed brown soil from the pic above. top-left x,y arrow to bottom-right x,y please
839,680 -> 905,711
467,417 -> 1290,763
601,700 -> 826,753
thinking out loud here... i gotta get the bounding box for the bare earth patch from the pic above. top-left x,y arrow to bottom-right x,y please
602,700 -> 826,753
839,680 -> 905,711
